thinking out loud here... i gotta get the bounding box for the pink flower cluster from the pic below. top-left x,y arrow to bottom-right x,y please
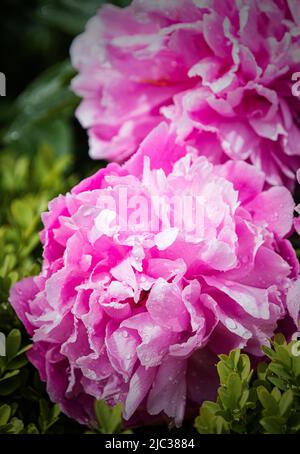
10,124 -> 300,426
71,0 -> 300,187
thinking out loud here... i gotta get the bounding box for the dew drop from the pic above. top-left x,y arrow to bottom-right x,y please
83,207 -> 94,216
225,317 -> 237,330
143,354 -> 150,363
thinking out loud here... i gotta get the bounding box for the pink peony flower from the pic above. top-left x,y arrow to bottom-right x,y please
71,0 -> 300,188
10,123 -> 300,427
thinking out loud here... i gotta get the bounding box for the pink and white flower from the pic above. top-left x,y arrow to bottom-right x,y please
10,124 -> 300,426
71,0 -> 300,188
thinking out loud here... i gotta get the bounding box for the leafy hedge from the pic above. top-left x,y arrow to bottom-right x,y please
195,335 -> 300,434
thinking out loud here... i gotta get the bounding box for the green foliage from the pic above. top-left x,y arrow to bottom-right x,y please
2,61 -> 77,156
0,329 -> 61,434
0,329 -> 31,397
36,0 -> 105,36
0,145 -> 77,332
0,141 -> 84,433
85,401 -> 133,435
195,335 -> 300,434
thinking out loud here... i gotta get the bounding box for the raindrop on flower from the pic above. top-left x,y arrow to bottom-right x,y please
225,318 -> 237,330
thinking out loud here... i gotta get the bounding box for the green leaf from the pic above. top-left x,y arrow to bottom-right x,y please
94,400 -> 123,434
275,346 -> 292,369
262,345 -> 275,359
0,375 -> 21,396
274,333 -> 287,346
239,390 -> 250,408
268,363 -> 292,380
292,353 -> 300,377
260,416 -> 284,434
279,390 -> 293,417
14,344 -> 32,357
239,354 -> 251,381
289,413 -> 300,432
257,362 -> 268,381
271,387 -> 281,402
216,361 -> 231,385
267,376 -> 287,391
26,423 -> 39,434
215,416 -> 229,434
7,354 -> 28,370
229,349 -> 240,369
227,373 -> 243,407
0,370 -> 20,382
6,329 -> 21,359
257,386 -> 279,415
0,404 -> 11,425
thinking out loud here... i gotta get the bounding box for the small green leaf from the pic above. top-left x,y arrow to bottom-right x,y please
0,370 -> 20,382
279,390 -> 293,417
257,386 -> 279,415
6,329 -> 21,359
239,354 -> 251,381
229,349 -> 240,369
0,375 -> 21,396
26,423 -> 39,434
257,362 -> 268,381
275,346 -> 292,369
260,416 -> 285,434
227,373 -> 243,407
271,387 -> 281,402
0,404 -> 11,426
274,333 -> 286,346
217,361 -> 231,385
7,354 -> 28,370
289,413 -> 300,432
262,345 -> 275,359
15,344 -> 32,357
94,400 -> 123,434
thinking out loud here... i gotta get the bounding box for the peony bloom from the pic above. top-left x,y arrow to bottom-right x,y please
10,123 -> 300,427
71,0 -> 300,188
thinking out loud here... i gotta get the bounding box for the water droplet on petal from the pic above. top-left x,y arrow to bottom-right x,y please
225,317 -> 237,330
143,354 -> 150,363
